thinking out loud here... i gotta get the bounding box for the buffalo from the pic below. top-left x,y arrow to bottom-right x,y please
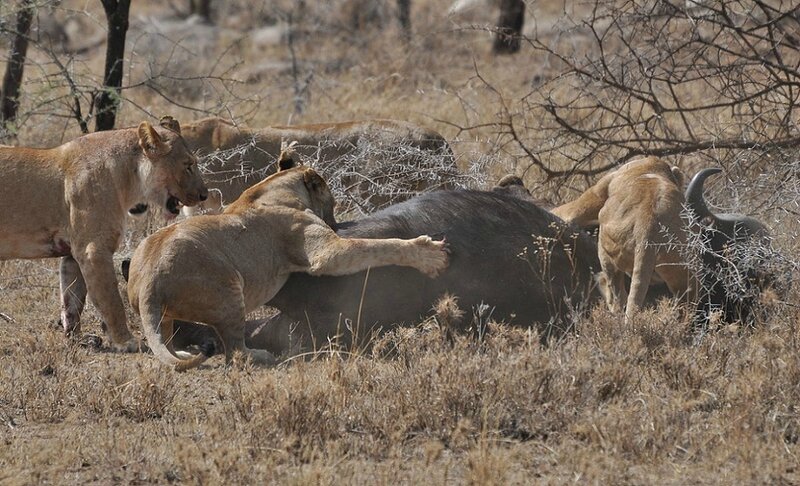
685,168 -> 783,327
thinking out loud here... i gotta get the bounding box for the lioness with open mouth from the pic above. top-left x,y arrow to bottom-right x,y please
0,117 -> 208,351
126,155 -> 449,371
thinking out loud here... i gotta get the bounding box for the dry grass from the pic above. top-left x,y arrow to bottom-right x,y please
2,0 -> 800,483
3,288 -> 800,483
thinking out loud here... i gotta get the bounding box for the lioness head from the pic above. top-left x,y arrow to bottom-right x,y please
302,168 -> 337,227
278,141 -> 336,227
138,117 -> 208,218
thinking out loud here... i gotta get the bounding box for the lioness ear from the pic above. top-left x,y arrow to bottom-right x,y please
159,115 -> 181,135
670,166 -> 686,187
303,168 -> 326,193
277,140 -> 300,171
138,121 -> 169,156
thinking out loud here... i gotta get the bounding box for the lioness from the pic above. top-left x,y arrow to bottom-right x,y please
552,157 -> 694,322
0,117 -> 208,350
180,116 -> 459,213
126,158 -> 449,371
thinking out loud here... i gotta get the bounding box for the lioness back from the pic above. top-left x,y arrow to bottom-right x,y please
180,116 -> 459,214
130,217 -> 234,319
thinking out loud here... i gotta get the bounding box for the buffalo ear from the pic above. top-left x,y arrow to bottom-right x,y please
138,121 -> 169,157
159,115 -> 182,135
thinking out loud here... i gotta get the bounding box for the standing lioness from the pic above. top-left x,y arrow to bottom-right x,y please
0,117 -> 208,350
127,160 -> 449,371
553,157 -> 693,322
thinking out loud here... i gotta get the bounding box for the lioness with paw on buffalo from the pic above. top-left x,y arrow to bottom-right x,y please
126,151 -> 450,371
122,175 -> 602,361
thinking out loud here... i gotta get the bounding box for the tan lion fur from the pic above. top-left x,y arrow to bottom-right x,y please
0,118 -> 208,350
126,160 -> 449,371
180,116 -> 457,210
552,157 -> 695,322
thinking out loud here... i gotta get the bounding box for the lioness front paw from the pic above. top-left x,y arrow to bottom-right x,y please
411,235 -> 450,278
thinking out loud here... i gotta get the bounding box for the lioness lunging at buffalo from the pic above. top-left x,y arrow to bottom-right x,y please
552,157 -> 694,322
126,157 -> 449,371
0,117 -> 208,350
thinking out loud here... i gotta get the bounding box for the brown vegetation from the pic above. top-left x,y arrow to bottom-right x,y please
2,293 -> 800,483
1,0 -> 799,483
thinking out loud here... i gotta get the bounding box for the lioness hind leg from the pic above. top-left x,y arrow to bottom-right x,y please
626,244 -> 657,323
59,256 -> 87,336
598,247 -> 627,315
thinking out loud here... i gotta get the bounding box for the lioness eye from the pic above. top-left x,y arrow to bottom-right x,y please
185,164 -> 193,174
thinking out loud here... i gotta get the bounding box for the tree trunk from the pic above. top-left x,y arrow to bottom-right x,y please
1,1 -> 35,127
493,0 -> 524,55
397,0 -> 411,40
95,0 -> 131,132
190,0 -> 212,24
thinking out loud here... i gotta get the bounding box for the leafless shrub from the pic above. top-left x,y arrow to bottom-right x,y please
317,137 -> 485,214
0,3 -> 260,143
453,0 -> 800,182
518,220 -> 599,339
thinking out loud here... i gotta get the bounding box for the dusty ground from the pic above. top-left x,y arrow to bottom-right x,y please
1,0 -> 800,484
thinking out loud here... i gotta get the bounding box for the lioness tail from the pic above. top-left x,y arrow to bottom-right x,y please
140,297 -> 210,372
551,173 -> 612,226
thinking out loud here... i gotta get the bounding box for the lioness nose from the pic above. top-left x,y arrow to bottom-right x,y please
198,187 -> 208,201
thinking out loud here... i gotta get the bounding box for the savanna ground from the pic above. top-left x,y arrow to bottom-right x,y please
2,0 -> 800,483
